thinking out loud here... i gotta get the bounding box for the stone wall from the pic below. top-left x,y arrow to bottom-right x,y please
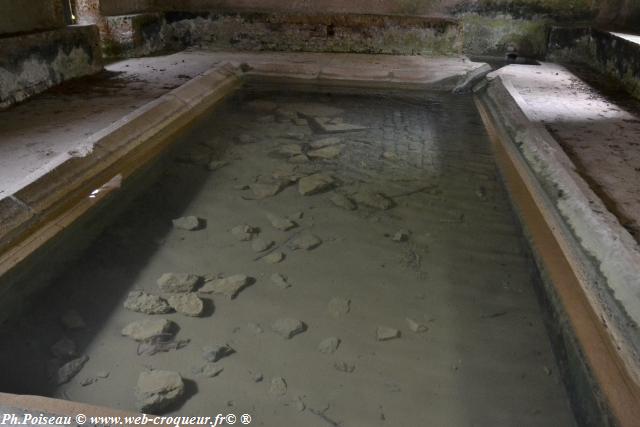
0,0 -> 66,35
89,0 -> 633,59
99,0 -> 598,20
100,12 -> 463,58
548,27 -> 640,100
0,25 -> 103,108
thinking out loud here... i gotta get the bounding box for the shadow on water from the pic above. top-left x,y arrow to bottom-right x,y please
0,92 -> 247,396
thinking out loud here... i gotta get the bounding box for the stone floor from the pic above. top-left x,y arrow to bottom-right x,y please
0,50 -> 481,200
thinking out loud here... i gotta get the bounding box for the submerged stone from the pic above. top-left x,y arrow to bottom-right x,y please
329,193 -> 357,210
406,317 -> 428,333
135,370 -> 185,413
157,273 -> 200,293
376,326 -> 401,341
60,310 -> 85,330
271,318 -> 306,339
289,233 -> 322,250
251,238 -> 274,252
308,145 -> 343,160
172,216 -> 202,231
202,344 -> 235,363
122,319 -> 174,341
51,338 -> 76,359
200,274 -> 250,299
270,273 -> 291,289
167,293 -> 204,317
328,298 -> 350,318
269,377 -> 287,396
353,191 -> 394,210
318,337 -> 341,354
298,174 -> 335,196
263,251 -> 285,264
231,224 -> 258,241
250,182 -> 285,199
124,291 -> 172,314
310,136 -> 342,149
267,213 -> 297,231
56,355 -> 89,385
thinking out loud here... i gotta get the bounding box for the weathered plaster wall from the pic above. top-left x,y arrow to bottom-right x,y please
98,0 -> 598,19
0,25 -> 103,108
548,28 -> 640,100
101,12 -> 463,58
0,0 -> 66,35
88,0 -> 625,59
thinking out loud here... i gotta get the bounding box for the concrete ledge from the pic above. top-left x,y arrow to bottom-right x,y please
476,73 -> 640,427
0,63 -> 242,281
548,27 -> 640,100
0,25 -> 103,108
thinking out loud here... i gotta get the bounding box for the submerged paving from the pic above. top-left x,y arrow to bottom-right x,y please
0,90 -> 576,426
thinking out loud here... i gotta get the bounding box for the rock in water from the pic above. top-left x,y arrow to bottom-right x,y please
298,174 -> 335,196
60,310 -> 85,329
353,191 -> 394,210
329,193 -> 357,210
289,154 -> 309,164
251,238 -> 274,252
308,145 -> 343,160
202,345 -> 235,363
157,273 -> 200,293
56,355 -> 89,385
309,117 -> 368,133
310,137 -> 342,149
135,370 -> 185,413
172,216 -> 201,230
263,251 -> 285,264
376,326 -> 401,341
237,133 -> 257,144
266,213 -> 296,231
124,291 -> 172,314
207,160 -> 229,171
293,396 -> 306,412
122,319 -> 174,341
392,230 -> 410,242
289,233 -> 322,250
406,317 -> 428,333
231,224 -> 258,241
318,337 -> 341,354
167,293 -> 204,317
196,363 -> 224,378
328,298 -> 350,318
250,182 -> 285,199
270,273 -> 291,289
200,274 -> 250,299
271,318 -> 306,339
51,338 -> 77,359
269,377 -> 287,396
276,144 -> 304,156
333,361 -> 356,373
